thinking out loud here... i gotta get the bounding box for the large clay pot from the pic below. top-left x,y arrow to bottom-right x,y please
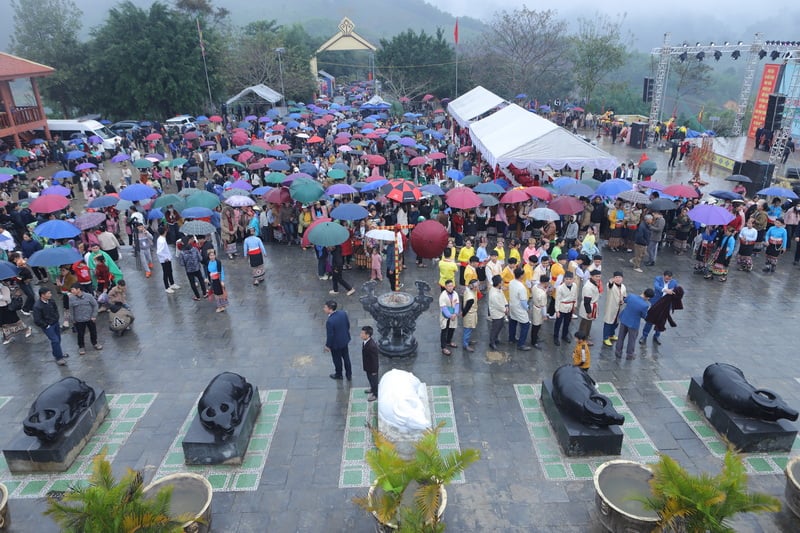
785,456 -> 800,518
367,481 -> 447,532
0,482 -> 8,530
143,473 -> 212,533
593,460 -> 659,533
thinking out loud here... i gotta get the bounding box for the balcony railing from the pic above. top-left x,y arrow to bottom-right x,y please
0,106 -> 43,129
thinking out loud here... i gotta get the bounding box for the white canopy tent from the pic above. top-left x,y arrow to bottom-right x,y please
468,103 -> 618,171
225,84 -> 283,105
447,86 -> 507,128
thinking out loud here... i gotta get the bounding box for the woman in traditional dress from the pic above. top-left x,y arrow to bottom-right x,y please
736,218 -> 758,272
0,280 -> 31,345
206,250 -> 228,312
606,200 -> 625,251
693,225 -> 718,275
242,228 -> 267,286
706,226 -> 737,281
763,218 -> 788,273
220,205 -> 238,259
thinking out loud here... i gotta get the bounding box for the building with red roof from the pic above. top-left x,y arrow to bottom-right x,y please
0,52 -> 54,148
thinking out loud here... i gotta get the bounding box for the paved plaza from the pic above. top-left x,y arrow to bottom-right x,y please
1,139 -> 800,531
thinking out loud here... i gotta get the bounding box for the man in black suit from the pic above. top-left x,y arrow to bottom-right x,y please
360,325 -> 380,401
324,300 -> 351,380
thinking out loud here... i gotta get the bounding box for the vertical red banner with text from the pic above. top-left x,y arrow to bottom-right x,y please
748,64 -> 781,138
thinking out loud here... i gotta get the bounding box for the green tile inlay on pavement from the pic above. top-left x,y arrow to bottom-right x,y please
0,393 -> 157,499
154,389 -> 286,492
656,380 -> 800,475
339,385 -> 464,488
0,396 -> 10,412
514,383 -> 660,481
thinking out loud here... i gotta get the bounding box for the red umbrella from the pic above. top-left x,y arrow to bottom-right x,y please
410,220 -> 449,259
145,133 -> 162,141
249,161 -> 267,170
183,131 -> 199,140
334,137 -> 350,145
312,118 -> 326,127
307,135 -> 324,144
524,186 -> 552,201
428,152 -> 446,160
663,184 -> 699,198
237,151 -> 253,163
272,124 -> 286,131
445,188 -> 482,210
422,94 -> 435,102
273,143 -> 291,150
30,195 -> 70,214
457,146 -> 473,154
386,179 -> 421,203
363,154 -> 386,166
231,134 -> 249,146
263,187 -> 291,204
408,156 -> 428,167
548,196 -> 585,215
301,217 -> 332,248
209,115 -> 223,123
500,189 -> 529,204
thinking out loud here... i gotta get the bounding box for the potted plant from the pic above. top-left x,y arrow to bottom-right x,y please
44,450 -> 192,533
353,421 -> 480,532
642,450 -> 780,533
0,482 -> 9,530
785,455 -> 800,518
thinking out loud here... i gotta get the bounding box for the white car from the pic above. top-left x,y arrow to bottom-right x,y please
165,115 -> 197,134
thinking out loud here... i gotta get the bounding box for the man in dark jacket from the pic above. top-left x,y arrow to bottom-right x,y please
630,216 -> 651,272
360,325 -> 380,401
328,245 -> 355,295
324,300 -> 352,380
32,287 -> 68,365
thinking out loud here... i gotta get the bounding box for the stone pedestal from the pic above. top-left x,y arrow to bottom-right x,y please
688,377 -> 797,453
2,391 -> 108,473
378,384 -> 432,460
360,281 -> 433,358
541,380 -> 623,457
182,387 -> 262,465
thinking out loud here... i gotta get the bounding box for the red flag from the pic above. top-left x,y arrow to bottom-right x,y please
454,18 -> 459,45
196,18 -> 205,58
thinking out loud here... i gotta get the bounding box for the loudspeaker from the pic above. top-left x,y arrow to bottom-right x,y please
741,159 -> 775,196
642,78 -> 654,103
629,122 -> 648,149
765,94 -> 786,130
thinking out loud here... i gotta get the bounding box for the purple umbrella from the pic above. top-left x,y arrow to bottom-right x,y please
74,163 -> 97,171
200,140 -> 216,147
73,212 -> 106,230
230,179 -> 253,191
225,195 -> 256,207
88,135 -> 103,144
0,175 -> 14,184
144,153 -> 164,161
398,137 -> 416,147
41,185 -> 71,197
687,204 -> 734,226
638,180 -> 665,192
111,153 -> 131,163
326,183 -> 358,195
244,115 -> 257,121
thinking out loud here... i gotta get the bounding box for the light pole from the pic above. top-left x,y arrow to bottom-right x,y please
275,47 -> 286,110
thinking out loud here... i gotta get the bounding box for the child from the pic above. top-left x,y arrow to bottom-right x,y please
370,247 -> 383,282
572,331 -> 591,370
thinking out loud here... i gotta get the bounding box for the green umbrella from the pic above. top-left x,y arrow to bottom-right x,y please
461,175 -> 481,186
307,221 -> 349,247
185,190 -> 221,209
10,148 -> 32,158
171,157 -> 188,167
223,188 -> 248,198
290,177 -> 325,204
581,178 -> 603,190
248,146 -> 268,155
265,172 -> 287,185
640,160 -> 658,177
133,159 -> 153,169
327,169 -> 347,180
158,160 -> 170,168
0,168 -> 20,175
177,187 -> 200,198
152,194 -> 185,209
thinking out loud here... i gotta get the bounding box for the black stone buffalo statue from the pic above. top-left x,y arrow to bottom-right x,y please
551,365 -> 625,427
702,363 -> 798,422
198,372 -> 254,439
23,377 -> 96,441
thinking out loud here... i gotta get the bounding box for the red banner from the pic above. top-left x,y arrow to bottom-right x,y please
454,18 -> 459,45
748,64 -> 781,138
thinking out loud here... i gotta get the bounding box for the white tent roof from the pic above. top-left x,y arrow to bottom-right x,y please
226,84 -> 283,105
469,104 -> 618,171
364,95 -> 389,106
447,86 -> 507,128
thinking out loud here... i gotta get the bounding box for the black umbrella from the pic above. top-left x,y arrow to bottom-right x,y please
724,174 -> 751,183
648,198 -> 679,211
185,166 -> 201,174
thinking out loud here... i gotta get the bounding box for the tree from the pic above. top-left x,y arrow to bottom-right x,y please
9,0 -> 88,116
173,0 -> 228,23
668,57 -> 713,113
376,28 -> 455,100
571,14 -> 629,106
470,8 -> 572,102
222,20 -> 284,92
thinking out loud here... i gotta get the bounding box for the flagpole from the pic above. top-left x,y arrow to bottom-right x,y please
197,18 -> 214,111
454,18 -> 459,98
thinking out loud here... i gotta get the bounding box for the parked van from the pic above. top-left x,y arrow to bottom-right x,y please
37,119 -> 121,154
165,115 -> 197,135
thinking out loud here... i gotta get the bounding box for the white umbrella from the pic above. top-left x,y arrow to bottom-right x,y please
530,208 -> 560,221
365,229 -> 396,241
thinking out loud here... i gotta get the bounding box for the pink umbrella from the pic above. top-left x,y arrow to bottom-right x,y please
264,187 -> 291,204
500,189 -> 530,204
273,144 -> 291,150
458,146 -> 473,154
524,186 -> 552,201
428,152 -> 446,160
183,131 -> 199,140
145,133 -> 162,141
249,161 -> 267,170
209,115 -> 223,123
548,196 -> 585,215
422,94 -> 435,102
237,151 -> 253,163
363,154 -> 386,166
445,188 -> 482,210
30,195 -> 70,214
334,137 -> 350,145
408,156 -> 428,167
271,124 -> 286,131
663,184 -> 700,198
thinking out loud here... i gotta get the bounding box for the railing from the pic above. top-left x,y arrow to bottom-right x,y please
0,106 -> 43,129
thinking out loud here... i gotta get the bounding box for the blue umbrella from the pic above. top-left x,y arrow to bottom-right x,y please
595,179 -> 632,197
3,155 -> 18,163
33,220 -> 81,239
337,122 -> 352,129
28,247 -> 83,267
361,180 -> 388,192
286,120 -> 300,129
181,206 -> 214,219
757,186 -> 798,199
267,150 -> 285,158
65,150 -> 86,160
237,120 -> 252,129
560,183 -> 595,197
215,156 -> 236,166
88,195 -> 120,208
552,177 -> 579,189
224,148 -> 241,156
251,186 -> 273,196
473,182 -> 505,194
53,170 -> 75,180
268,160 -> 291,172
446,169 -> 464,181
710,190 -> 743,201
119,183 -> 157,202
299,163 -> 318,176
147,208 -> 164,221
330,204 -> 369,220
29,138 -> 46,145
516,93 -> 527,99
0,260 -> 20,280
421,184 -> 445,196
208,152 -> 223,161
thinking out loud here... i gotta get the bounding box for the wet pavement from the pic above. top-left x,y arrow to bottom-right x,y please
1,136 -> 799,532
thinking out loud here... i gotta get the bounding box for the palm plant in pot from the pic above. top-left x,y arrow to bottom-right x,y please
44,450 -> 193,533
353,421 -> 480,532
641,450 -> 780,533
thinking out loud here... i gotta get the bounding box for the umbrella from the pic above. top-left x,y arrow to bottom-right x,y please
307,221 -> 350,247
88,195 -> 120,209
65,150 -> 86,160
473,182 -> 504,194
74,163 -> 96,171
548,196 -> 584,215
385,179 -> 421,203
264,187 -> 291,204
133,159 -> 153,169
639,160 -> 658,177
0,261 -> 20,280
153,194 -> 185,209
638,180 -> 665,191
145,133 -> 162,141
230,179 -> 254,191
420,184 -> 445,196
757,187 -> 798,199
30,195 -> 70,214
33,220 -> 80,239
268,160 -> 291,172
617,190 -> 651,204
663,184 -> 699,198
524,186 -> 552,201
446,169 -> 464,181
119,183 -> 157,202
41,185 -> 71,197
289,178 -> 325,204
73,212 -> 106,230
725,174 -> 752,183
181,206 -> 214,219
361,180 -> 387,193
552,177 -> 579,189
185,190 -> 221,209
251,186 -> 273,196
171,157 -> 189,167
461,175 -> 482,187
53,170 -> 75,180
111,153 -> 131,163
326,184 -> 358,195
225,195 -> 256,207
300,217 -> 332,247
410,220 -> 448,259
560,183 -> 595,197
0,167 -> 20,175
445,188 -> 482,209
264,172 -> 288,185
500,189 -> 529,204
27,247 -> 83,268
147,208 -> 164,221
647,198 -> 679,211
327,169 -> 347,180
180,220 -> 216,236
688,204 -> 734,225
710,190 -> 743,201
530,208 -> 561,221
330,204 -> 369,221
479,193 -> 499,206
595,179 -> 632,197
365,229 -> 397,241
